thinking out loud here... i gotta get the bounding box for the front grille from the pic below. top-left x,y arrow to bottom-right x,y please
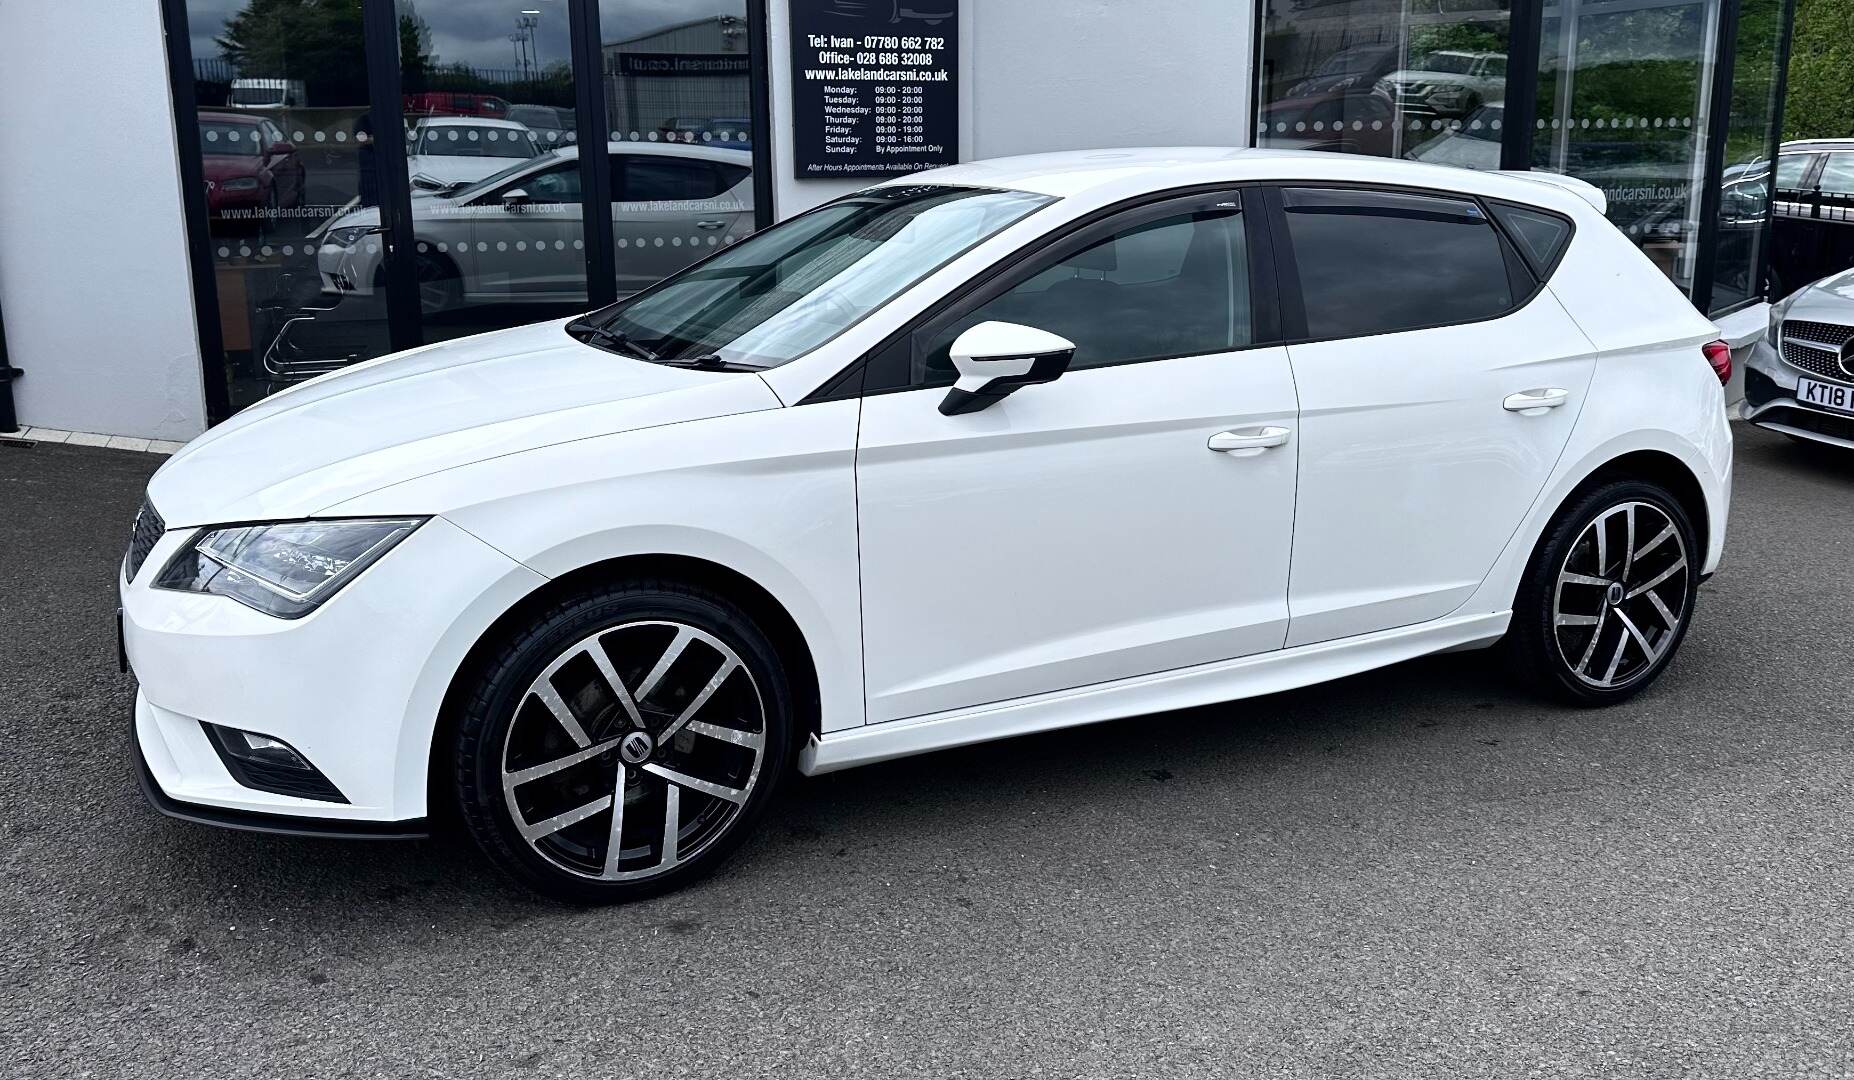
1780,319 -> 1854,348
1780,340 -> 1848,379
1778,319 -> 1854,381
124,500 -> 165,582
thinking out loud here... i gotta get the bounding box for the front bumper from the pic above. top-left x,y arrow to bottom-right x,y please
1740,334 -> 1854,448
122,513 -> 548,827
133,707 -> 429,839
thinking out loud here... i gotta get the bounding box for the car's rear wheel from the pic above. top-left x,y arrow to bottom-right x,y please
452,580 -> 793,903
1505,480 -> 1700,705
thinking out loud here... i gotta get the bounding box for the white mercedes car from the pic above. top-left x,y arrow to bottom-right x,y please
124,149 -> 1733,902
1743,266 -> 1854,448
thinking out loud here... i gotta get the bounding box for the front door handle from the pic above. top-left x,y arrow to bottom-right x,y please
695,219 -> 728,230
1503,387 -> 1570,415
1207,426 -> 1291,456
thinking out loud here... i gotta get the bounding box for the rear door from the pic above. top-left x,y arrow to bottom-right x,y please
611,153 -> 754,295
1267,185 -> 1597,646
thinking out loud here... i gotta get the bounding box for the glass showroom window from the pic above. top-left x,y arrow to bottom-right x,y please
172,0 -> 769,420
183,0 -> 393,411
1531,0 -> 1723,294
598,1 -> 757,295
1706,0 -> 1787,313
390,0 -> 589,345
1255,0 -> 1513,167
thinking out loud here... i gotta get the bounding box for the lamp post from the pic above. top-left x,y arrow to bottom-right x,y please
516,13 -> 540,78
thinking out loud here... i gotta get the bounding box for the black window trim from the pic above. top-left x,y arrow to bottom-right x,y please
802,182 -> 1286,404
615,152 -> 739,203
1260,179 -> 1558,348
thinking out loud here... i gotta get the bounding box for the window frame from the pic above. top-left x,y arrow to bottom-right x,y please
806,183 -> 1286,403
905,191 -> 1261,386
613,153 -> 738,203
1815,152 -> 1854,197
1259,181 -> 1548,347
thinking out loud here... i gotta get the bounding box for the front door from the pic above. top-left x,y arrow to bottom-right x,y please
854,192 -> 1302,723
465,160 -> 586,303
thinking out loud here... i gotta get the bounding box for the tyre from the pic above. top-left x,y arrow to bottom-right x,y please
415,251 -> 462,316
452,579 -> 794,903
1505,479 -> 1700,705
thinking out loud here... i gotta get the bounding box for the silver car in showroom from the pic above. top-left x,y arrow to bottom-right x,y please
317,141 -> 754,313
1744,267 -> 1854,448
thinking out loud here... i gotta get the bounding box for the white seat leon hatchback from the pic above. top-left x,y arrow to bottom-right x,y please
123,148 -> 1733,902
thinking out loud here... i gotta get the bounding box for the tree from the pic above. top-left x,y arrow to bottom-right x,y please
214,0 -> 432,106
1784,0 -> 1854,139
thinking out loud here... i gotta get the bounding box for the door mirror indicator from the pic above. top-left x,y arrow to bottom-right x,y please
939,321 -> 1076,416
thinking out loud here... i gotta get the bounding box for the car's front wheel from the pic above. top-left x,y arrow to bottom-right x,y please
1505,479 -> 1700,705
452,580 -> 793,903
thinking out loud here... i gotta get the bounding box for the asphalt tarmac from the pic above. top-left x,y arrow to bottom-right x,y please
3,422 -> 1850,1078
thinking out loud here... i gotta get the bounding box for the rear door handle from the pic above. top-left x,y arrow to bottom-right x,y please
1502,387 -> 1570,415
695,219 -> 728,230
1207,426 -> 1291,456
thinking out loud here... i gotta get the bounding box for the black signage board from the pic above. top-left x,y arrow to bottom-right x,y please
616,53 -> 753,78
787,0 -> 959,179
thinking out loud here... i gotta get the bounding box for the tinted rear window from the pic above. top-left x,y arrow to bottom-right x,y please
1282,187 -> 1516,340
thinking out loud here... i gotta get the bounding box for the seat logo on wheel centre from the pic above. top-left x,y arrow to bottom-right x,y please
619,731 -> 654,765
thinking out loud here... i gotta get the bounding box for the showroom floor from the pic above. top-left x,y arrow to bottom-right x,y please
2,423 -> 1850,1078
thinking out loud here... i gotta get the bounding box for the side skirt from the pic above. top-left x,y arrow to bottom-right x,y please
800,611 -> 1511,775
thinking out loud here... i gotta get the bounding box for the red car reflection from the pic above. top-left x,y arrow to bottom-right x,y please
199,110 -> 305,214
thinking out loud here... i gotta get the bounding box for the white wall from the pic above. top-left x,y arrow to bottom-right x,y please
768,0 -> 1255,218
0,2 -> 207,441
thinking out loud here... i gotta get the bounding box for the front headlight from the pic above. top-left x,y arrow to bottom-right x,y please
154,518 -> 425,619
323,225 -> 375,249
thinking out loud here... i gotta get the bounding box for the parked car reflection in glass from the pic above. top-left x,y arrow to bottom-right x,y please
1282,45 -> 1397,100
199,110 -> 306,219
321,141 -> 751,310
406,117 -> 545,188
1375,50 -> 1505,120
1405,102 -> 1505,170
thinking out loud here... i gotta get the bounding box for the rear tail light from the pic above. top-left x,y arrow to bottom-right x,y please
1702,339 -> 1732,385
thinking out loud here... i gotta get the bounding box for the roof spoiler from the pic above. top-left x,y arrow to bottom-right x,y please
1501,170 -> 1607,214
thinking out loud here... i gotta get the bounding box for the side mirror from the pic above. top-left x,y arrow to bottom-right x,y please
267,140 -> 295,156
501,188 -> 531,211
409,172 -> 448,192
939,321 -> 1076,416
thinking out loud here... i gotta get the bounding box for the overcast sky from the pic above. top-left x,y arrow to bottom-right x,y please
189,0 -> 746,69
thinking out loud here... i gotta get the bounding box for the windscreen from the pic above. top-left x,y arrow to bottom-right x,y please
589,184 -> 1055,369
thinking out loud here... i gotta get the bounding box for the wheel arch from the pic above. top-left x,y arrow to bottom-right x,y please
1454,433 -> 1724,623
1557,448 -> 1711,559
427,552 -> 822,822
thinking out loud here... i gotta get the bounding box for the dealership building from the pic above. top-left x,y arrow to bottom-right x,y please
0,0 -> 1792,443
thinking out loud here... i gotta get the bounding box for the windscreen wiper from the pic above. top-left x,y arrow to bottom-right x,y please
568,321 -> 658,362
653,354 -> 763,373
